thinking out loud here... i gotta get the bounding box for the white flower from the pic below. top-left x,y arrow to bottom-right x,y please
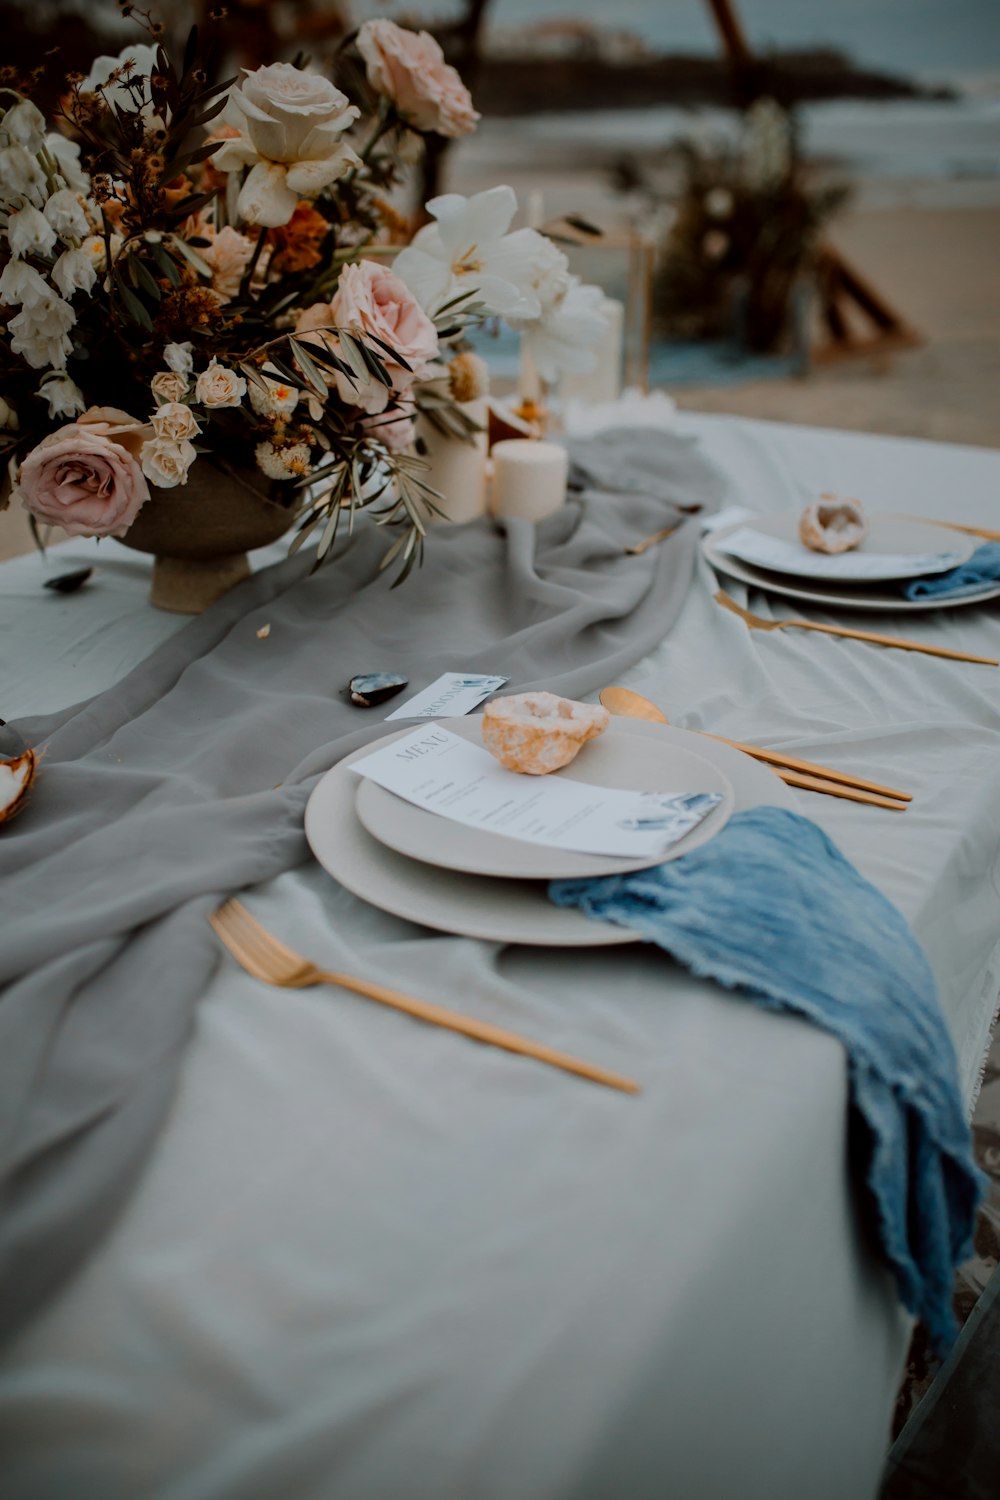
255,439 -> 311,480
45,133 -> 89,195
150,401 -> 201,442
248,364 -> 299,419
8,291 -> 76,370
80,44 -> 158,114
140,437 -> 197,488
0,258 -> 50,307
0,397 -> 19,431
516,278 -> 607,383
7,203 -> 57,258
214,62 -> 361,227
0,146 -> 45,209
164,342 -> 194,376
194,359 -> 247,409
44,188 -> 90,242
3,99 -> 45,153
39,373 -> 85,419
392,186 -> 542,319
151,370 -> 189,403
51,246 -> 99,299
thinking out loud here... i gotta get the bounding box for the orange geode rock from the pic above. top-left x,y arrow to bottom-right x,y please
481,692 -> 610,775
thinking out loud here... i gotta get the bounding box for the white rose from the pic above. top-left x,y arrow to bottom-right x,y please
163,341 -> 194,376
39,374 -> 86,420
194,359 -> 247,409
150,401 -> 201,442
151,370 -> 189,403
214,62 -> 361,227
140,437 -> 197,488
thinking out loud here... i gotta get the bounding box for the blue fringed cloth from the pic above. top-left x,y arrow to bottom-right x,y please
550,806 -> 984,1354
905,541 -> 1000,601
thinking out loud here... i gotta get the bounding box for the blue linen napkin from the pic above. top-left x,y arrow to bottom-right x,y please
904,541 -> 1000,601
550,806 -> 983,1353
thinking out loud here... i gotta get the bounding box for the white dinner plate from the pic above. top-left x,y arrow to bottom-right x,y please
354,719 -> 735,880
713,514 -> 974,583
304,719 -> 795,947
703,522 -> 1000,614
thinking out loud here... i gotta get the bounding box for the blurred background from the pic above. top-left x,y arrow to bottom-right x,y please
1,0 -> 997,446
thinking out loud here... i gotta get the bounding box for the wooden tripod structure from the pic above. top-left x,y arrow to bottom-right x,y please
704,0 -> 922,364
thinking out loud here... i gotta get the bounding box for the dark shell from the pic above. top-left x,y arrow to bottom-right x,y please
44,567 -> 93,594
348,672 -> 409,708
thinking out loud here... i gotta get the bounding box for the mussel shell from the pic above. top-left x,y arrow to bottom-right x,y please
348,672 -> 409,708
44,567 -> 93,593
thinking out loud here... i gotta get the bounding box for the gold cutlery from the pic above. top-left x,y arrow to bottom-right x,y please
209,898 -> 641,1096
715,590 -> 998,667
625,506 -> 703,555
917,519 -> 1000,543
599,686 -> 911,811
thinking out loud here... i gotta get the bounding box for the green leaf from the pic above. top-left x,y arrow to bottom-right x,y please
167,234 -> 212,278
562,214 -> 604,238
132,257 -> 163,303
115,274 -> 153,331
288,338 -> 329,398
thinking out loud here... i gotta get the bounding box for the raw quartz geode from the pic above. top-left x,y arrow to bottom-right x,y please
799,494 -> 869,554
481,691 -> 610,775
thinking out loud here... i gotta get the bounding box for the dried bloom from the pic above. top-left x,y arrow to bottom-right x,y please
255,438 -> 311,480
269,201 -> 330,274
448,351 -> 489,403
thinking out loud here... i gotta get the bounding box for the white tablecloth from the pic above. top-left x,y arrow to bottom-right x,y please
1,415 -> 998,1500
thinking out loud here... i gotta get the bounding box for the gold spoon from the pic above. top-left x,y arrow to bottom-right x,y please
599,686 -> 910,811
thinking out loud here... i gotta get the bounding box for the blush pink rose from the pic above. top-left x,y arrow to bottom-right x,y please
297,261 -> 439,415
15,418 -> 151,537
357,19 -> 479,139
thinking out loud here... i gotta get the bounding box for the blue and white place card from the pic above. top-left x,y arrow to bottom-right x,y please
384,672 -> 508,721
352,724 -> 721,859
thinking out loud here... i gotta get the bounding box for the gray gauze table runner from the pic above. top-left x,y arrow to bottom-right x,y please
0,429 -> 724,1345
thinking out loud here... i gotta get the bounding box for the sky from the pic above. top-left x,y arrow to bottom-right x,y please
421,0 -> 1000,82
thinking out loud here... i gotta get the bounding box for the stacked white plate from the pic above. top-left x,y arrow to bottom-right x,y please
702,515 -> 995,613
304,716 -> 795,946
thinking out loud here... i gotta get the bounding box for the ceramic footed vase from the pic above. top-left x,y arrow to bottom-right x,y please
117,457 -> 297,614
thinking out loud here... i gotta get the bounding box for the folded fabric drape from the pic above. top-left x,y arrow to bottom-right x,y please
0,430 -> 721,1347
904,541 -> 1000,600
551,806 -> 984,1354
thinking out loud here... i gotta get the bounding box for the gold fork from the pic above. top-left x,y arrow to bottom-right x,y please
209,898 -> 640,1096
715,590 -> 998,667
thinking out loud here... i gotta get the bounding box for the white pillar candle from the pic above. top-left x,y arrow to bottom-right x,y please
490,440 -> 569,522
559,297 -> 625,405
413,397 -> 489,525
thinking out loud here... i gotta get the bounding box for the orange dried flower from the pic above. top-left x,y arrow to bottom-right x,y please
269,201 -> 331,275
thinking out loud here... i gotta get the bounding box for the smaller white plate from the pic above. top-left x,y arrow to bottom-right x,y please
715,514 -> 974,583
354,719 -> 734,880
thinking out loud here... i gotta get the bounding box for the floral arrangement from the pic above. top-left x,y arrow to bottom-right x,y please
625,98 -> 849,354
0,9 -> 606,581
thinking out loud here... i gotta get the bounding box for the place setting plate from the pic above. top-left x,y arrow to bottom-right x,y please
701,514 -> 997,614
304,716 -> 795,946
